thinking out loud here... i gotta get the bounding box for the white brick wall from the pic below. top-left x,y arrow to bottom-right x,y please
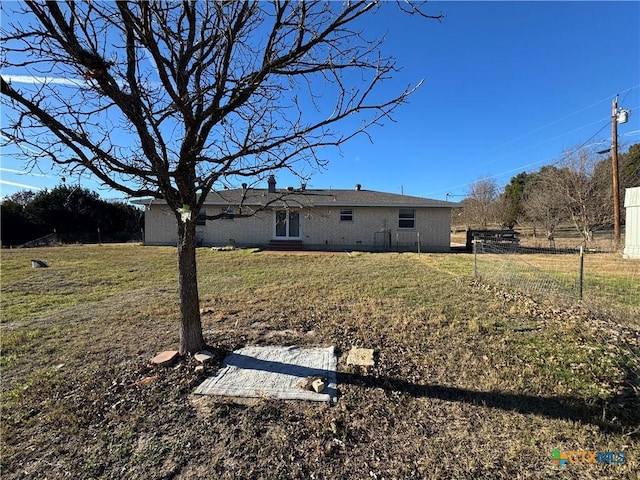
144,204 -> 452,251
203,208 -> 272,246
300,206 -> 450,251
144,205 -> 177,245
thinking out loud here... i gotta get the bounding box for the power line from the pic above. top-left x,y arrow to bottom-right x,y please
425,113 -> 636,197
462,99 -> 640,177
461,85 -> 640,167
428,89 -> 640,198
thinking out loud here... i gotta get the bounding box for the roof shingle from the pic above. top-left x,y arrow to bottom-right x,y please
203,188 -> 459,208
134,188 -> 460,208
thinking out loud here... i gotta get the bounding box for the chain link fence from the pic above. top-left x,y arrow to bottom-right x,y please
471,236 -> 640,417
472,238 -> 640,323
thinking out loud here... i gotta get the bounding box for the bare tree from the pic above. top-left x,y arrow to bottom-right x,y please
557,149 -> 612,241
462,178 -> 499,228
1,1 -> 442,353
523,149 -> 612,244
522,167 -> 564,244
593,142 -> 640,225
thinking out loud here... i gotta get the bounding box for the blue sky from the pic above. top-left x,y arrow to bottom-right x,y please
1,1 -> 639,201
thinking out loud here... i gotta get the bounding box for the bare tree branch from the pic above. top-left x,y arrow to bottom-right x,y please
1,0 -> 441,353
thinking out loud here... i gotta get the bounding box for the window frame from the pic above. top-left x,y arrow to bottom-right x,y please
340,208 -> 354,222
398,208 -> 415,229
221,206 -> 235,220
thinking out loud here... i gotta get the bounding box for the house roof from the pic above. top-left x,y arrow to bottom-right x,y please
135,188 -> 461,209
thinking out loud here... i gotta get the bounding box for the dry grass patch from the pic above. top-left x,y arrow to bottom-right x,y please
474,250 -> 640,321
1,246 -> 638,479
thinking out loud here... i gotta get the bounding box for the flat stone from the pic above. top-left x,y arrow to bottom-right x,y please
346,347 -> 375,367
151,350 -> 179,367
194,350 -> 214,363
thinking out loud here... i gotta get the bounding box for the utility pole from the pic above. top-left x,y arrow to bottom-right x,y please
611,96 -> 621,246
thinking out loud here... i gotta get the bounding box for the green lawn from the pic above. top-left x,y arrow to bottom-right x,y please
1,245 -> 638,479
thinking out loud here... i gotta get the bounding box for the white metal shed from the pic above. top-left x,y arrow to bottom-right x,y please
623,186 -> 640,259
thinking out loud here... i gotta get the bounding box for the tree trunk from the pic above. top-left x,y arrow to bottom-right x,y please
176,218 -> 206,354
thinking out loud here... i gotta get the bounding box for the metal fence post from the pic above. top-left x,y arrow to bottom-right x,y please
473,235 -> 478,278
578,246 -> 584,299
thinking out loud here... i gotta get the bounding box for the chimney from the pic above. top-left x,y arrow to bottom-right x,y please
241,182 -> 248,190
267,175 -> 276,193
355,184 -> 361,191
301,183 -> 306,191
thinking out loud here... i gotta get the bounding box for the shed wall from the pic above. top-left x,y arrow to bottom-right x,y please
623,187 -> 640,259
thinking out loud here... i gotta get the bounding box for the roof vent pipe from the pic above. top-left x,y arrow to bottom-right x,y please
267,175 -> 276,193
356,184 -> 361,191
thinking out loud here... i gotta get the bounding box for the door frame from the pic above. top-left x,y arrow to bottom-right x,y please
273,209 -> 302,239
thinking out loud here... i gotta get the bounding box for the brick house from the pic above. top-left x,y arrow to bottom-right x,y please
136,177 -> 460,252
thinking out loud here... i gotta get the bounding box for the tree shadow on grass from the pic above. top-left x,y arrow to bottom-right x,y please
337,372 -> 639,434
206,348 -> 638,433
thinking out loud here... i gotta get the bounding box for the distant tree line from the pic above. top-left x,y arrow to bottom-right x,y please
456,143 -> 640,242
1,185 -> 143,246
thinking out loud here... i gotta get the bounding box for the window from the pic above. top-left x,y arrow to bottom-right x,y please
195,208 -> 207,226
340,208 -> 353,222
398,209 -> 415,229
221,207 -> 234,220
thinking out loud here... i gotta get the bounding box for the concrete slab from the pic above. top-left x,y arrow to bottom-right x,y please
346,347 -> 375,367
194,345 -> 337,402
